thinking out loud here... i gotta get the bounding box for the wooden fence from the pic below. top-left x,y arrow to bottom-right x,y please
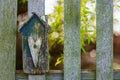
0,0 -> 117,80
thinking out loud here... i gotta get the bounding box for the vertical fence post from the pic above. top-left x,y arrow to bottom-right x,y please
28,0 -> 45,17
64,0 -> 81,80
0,0 -> 17,80
96,0 -> 113,80
28,0 -> 48,80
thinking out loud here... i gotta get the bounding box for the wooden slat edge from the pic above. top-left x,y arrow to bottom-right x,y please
16,70 -> 120,80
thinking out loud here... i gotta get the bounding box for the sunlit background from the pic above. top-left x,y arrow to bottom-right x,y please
45,0 -> 58,14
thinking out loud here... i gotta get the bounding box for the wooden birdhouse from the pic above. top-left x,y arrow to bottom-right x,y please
19,13 -> 49,74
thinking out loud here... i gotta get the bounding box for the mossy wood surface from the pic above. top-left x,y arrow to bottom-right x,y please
0,0 -> 17,80
64,0 -> 81,80
96,0 -> 113,80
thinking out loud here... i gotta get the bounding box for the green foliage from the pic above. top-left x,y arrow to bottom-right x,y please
48,0 -> 64,50
48,0 -> 96,66
80,0 -> 96,53
18,0 -> 27,3
48,0 -> 64,67
55,54 -> 64,66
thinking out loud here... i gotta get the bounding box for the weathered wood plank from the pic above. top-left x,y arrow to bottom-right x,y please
21,14 -> 49,74
16,70 -> 120,80
96,0 -> 113,80
64,0 -> 81,80
22,0 -> 49,74
0,0 -> 17,80
16,74 -> 28,80
28,0 -> 45,17
29,75 -> 45,80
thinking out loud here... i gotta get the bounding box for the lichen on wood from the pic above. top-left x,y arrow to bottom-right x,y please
96,0 -> 113,80
64,0 -> 81,80
0,0 -> 17,80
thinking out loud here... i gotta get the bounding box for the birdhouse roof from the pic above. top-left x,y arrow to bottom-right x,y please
19,13 -> 48,36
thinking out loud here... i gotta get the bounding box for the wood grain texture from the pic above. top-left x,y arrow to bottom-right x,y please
28,0 -> 45,17
64,0 -> 81,80
15,70 -> 120,80
22,0 -> 49,74
96,0 -> 113,80
21,16 -> 49,74
29,75 -> 45,80
0,0 -> 17,80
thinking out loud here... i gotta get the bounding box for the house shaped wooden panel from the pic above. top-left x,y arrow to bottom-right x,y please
20,13 -> 49,74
